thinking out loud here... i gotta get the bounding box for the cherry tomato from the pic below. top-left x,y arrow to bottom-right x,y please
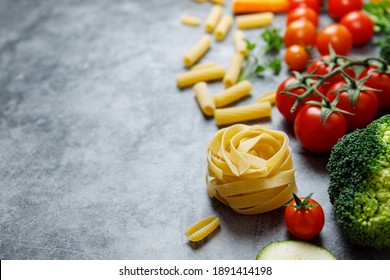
284,194 -> 325,239
284,45 -> 310,71
327,0 -> 364,20
316,24 -> 353,56
276,77 -> 321,122
284,19 -> 317,47
287,7 -> 319,27
288,0 -> 321,14
307,56 -> 355,92
359,66 -> 390,110
327,81 -> 378,130
294,105 -> 347,153
340,11 -> 374,46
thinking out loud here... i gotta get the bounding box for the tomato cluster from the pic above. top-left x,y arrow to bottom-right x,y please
284,0 -> 375,71
284,0 -> 321,71
276,57 -> 389,153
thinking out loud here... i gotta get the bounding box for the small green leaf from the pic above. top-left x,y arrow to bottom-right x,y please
255,65 -> 266,74
244,39 -> 256,51
268,58 -> 281,75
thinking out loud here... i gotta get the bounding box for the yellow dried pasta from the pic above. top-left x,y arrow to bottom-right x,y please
236,12 -> 274,29
214,80 -> 252,108
214,101 -> 272,126
181,15 -> 201,26
176,65 -> 226,88
257,90 -> 276,105
214,14 -> 233,41
233,30 -> 248,56
206,124 -> 297,215
185,215 -> 220,242
183,34 -> 212,68
223,53 -> 244,88
210,0 -> 225,5
193,82 -> 215,116
191,62 -> 217,71
205,5 -> 223,33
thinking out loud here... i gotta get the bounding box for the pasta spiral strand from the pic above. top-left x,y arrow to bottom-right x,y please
206,124 -> 297,215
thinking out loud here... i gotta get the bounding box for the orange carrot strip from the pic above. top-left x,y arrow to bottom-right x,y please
232,0 -> 290,14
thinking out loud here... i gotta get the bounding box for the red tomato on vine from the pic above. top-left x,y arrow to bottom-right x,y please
326,81 -> 378,130
294,105 -> 347,153
275,77 -> 322,122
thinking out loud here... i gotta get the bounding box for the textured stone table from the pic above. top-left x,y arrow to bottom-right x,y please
0,0 -> 389,260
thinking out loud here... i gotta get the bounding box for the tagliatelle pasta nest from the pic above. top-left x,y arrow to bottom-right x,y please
206,124 -> 297,215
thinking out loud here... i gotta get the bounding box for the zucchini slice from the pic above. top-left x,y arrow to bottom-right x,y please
256,241 -> 337,260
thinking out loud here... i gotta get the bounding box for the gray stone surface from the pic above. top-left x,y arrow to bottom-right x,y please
0,0 -> 389,260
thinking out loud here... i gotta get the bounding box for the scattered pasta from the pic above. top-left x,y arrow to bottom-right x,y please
235,12 -> 274,29
214,14 -> 233,41
214,101 -> 272,126
214,80 -> 252,108
223,53 -> 244,88
205,5 -> 223,33
206,124 -> 297,214
176,65 -> 226,88
210,0 -> 225,5
257,90 -> 276,105
181,15 -> 201,26
193,82 -> 215,116
183,34 -> 212,68
233,30 -> 248,56
191,62 -> 217,71
185,215 -> 220,242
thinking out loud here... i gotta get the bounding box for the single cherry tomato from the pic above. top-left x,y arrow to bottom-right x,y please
340,11 -> 374,46
327,0 -> 364,20
276,77 -> 322,122
294,105 -> 347,153
284,45 -> 310,71
284,19 -> 317,47
316,24 -> 353,56
288,0 -> 321,14
327,81 -> 378,130
307,56 -> 355,92
359,66 -> 390,110
284,193 -> 325,239
287,7 -> 319,27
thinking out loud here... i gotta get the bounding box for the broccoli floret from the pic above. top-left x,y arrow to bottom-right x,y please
327,115 -> 390,249
378,35 -> 390,64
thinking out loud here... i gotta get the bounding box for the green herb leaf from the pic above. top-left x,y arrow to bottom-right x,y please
244,39 -> 256,51
261,28 -> 283,53
268,58 -> 281,75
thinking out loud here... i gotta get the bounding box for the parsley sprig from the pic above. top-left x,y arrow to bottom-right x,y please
239,28 -> 283,82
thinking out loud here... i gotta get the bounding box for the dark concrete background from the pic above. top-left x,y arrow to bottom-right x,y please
0,0 -> 389,259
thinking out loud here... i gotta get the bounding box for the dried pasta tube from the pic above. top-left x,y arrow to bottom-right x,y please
176,65 -> 226,88
191,62 -> 217,71
185,215 -> 220,242
257,90 -> 276,105
183,34 -> 212,68
214,80 -> 252,107
193,82 -> 215,116
235,12 -> 274,29
214,102 -> 272,126
210,0 -> 225,5
223,53 -> 244,88
233,30 -> 248,56
181,15 -> 201,26
214,14 -> 233,41
205,5 -> 223,33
